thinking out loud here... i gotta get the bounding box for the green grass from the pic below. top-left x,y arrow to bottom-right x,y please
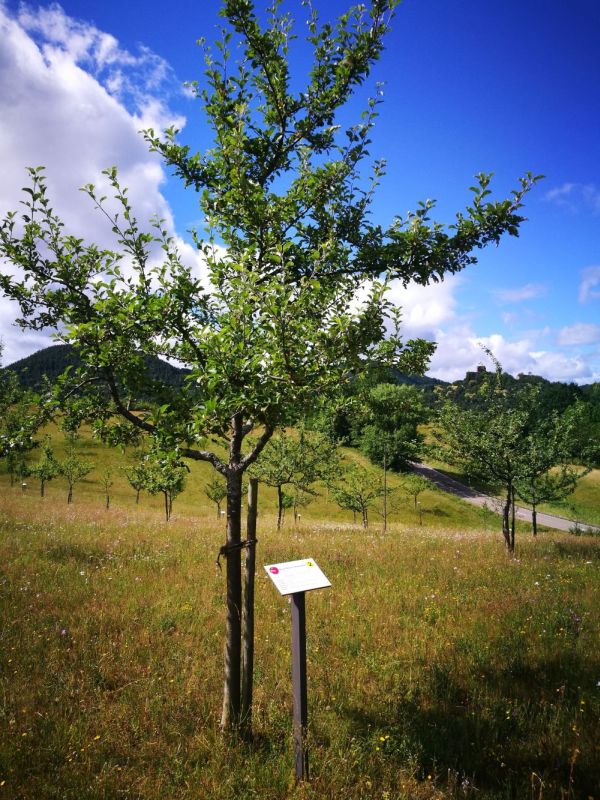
1,430 -> 599,798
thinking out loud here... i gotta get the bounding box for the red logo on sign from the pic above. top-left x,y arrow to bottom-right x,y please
269,566 -> 279,574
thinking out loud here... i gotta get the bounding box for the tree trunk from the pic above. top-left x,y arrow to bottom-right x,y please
241,477 -> 258,739
502,485 -> 511,551
277,484 -> 283,530
164,491 -> 169,522
106,494 -> 110,511
136,488 -> 140,504
532,504 -> 538,537
510,486 -> 516,552
362,506 -> 368,528
216,502 -> 221,520
67,484 -> 73,504
221,468 -> 243,731
40,480 -> 45,498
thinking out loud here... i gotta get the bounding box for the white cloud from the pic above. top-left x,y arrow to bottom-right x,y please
494,282 -> 547,303
557,323 -> 600,346
544,182 -> 600,214
387,274 -> 460,340
579,266 -> 600,303
0,2 -> 189,365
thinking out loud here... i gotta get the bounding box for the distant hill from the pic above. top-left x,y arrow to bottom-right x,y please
3,344 -> 189,392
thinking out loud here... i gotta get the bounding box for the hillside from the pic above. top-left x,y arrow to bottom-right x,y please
2,344 -> 189,392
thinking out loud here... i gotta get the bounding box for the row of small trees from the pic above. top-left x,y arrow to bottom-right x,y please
2,422 -> 433,528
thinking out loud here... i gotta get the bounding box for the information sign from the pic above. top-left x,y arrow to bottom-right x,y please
264,558 -> 331,596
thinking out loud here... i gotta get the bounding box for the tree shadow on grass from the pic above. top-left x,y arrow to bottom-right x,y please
45,541 -> 107,565
338,651 -> 600,799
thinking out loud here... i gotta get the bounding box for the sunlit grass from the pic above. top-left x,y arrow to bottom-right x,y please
0,429 -> 599,799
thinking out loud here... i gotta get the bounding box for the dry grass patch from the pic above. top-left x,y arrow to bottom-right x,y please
0,479 -> 598,799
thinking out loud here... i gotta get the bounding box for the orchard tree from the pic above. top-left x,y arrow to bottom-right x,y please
138,448 -> 188,522
357,382 -> 426,470
30,438 -> 60,497
124,461 -> 146,504
436,357 -> 584,550
59,445 -> 93,504
0,346 -> 40,474
331,462 -> 384,527
100,467 -> 114,510
513,403 -> 590,536
205,475 -> 228,519
250,427 -> 339,528
0,1 -> 539,731
400,472 -> 432,514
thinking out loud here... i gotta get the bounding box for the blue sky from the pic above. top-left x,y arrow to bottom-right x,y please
0,0 -> 599,382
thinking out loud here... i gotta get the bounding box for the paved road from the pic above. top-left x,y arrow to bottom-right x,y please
411,462 -> 600,534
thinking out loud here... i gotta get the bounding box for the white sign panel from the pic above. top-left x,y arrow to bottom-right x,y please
264,558 -> 331,596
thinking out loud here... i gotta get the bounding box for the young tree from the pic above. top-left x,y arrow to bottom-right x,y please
513,403 -> 590,536
436,358 -> 584,551
59,445 -> 93,504
400,472 -> 432,514
0,349 -> 40,477
30,438 -> 60,497
0,1 -> 538,731
100,467 -> 114,510
331,463 -> 384,528
357,383 -> 427,470
251,427 -> 339,528
124,462 -> 146,504
138,449 -> 188,522
205,474 -> 227,519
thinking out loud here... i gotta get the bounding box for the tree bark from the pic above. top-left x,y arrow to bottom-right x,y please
67,484 -> 73,504
502,485 -> 511,551
362,506 -> 368,528
40,480 -> 45,498
532,504 -> 538,537
510,486 -> 516,553
163,491 -> 169,522
277,484 -> 283,530
221,467 -> 243,731
241,477 -> 258,739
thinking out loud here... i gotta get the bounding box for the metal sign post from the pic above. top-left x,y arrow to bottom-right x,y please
264,558 -> 331,783
291,591 -> 309,781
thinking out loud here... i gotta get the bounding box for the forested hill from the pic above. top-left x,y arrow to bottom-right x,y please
2,344 -> 189,392
4,345 -> 600,417
440,364 -> 600,412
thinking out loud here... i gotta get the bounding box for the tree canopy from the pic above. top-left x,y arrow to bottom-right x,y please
0,0 -> 539,731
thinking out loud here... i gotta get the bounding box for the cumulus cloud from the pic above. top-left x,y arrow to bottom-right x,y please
0,2 -> 191,365
544,182 -> 600,215
387,274 -> 461,340
579,266 -> 600,303
493,283 -> 547,303
557,323 -> 600,346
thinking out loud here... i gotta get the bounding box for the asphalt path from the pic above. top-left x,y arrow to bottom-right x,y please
411,462 -> 600,534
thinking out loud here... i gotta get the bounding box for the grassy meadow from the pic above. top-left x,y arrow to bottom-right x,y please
1,431 -> 599,799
